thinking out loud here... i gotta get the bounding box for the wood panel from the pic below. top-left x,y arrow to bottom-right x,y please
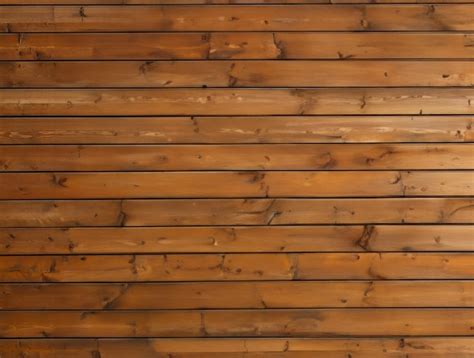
1,88 -> 473,116
2,61 -> 474,87
0,309 -> 472,337
1,281 -> 473,309
1,225 -> 473,254
1,1 -> 472,352
2,144 -> 473,171
1,338 -> 473,358
2,33 -> 473,60
1,116 -> 472,144
1,253 -> 473,282
1,198 -> 472,227
1,5 -> 473,32
0,171 -> 471,199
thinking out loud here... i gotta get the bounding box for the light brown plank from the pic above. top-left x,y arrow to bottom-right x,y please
1,171 -> 471,199
2,33 -> 472,60
1,88 -> 473,116
1,198 -> 472,227
1,253 -> 472,282
1,5 -> 473,32
0,309 -> 472,337
1,225 -> 472,254
2,61 -> 473,87
1,338 -> 473,358
2,144 -> 472,171
1,281 -> 472,309
1,116 -> 472,144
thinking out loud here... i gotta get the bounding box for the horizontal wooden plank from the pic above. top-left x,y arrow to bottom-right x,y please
1,281 -> 472,309
1,198 -> 472,227
1,253 -> 472,281
2,61 -> 473,88
1,5 -> 473,32
1,171 -> 471,199
1,225 -> 472,254
1,89 -> 473,116
1,116 -> 472,144
0,309 -> 473,337
1,338 -> 473,358
3,0 -> 474,4
3,33 -> 472,60
2,144 -> 472,171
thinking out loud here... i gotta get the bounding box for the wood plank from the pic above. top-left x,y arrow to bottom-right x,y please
2,33 -> 472,60
2,61 -> 473,87
2,0 -> 474,3
1,198 -> 472,227
1,116 -> 472,144
1,225 -> 473,254
1,281 -> 472,309
0,309 -> 472,337
1,253 -> 472,281
2,144 -> 472,171
1,5 -> 473,32
1,338 -> 473,358
1,171 -> 471,199
1,88 -> 473,116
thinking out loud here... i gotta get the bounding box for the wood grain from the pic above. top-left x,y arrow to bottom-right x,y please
0,309 -> 472,337
1,338 -> 473,358
1,281 -> 472,309
2,144 -> 472,171
1,171 -> 472,199
1,116 -> 472,144
1,198 -> 472,227
1,253 -> 472,281
2,33 -> 473,60
1,225 -> 472,254
2,61 -> 473,87
1,88 -> 472,116
1,5 -> 473,32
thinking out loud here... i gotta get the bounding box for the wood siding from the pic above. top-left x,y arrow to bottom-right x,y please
0,1 -> 473,357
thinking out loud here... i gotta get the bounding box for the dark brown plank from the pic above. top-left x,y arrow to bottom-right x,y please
1,5 -> 473,32
1,116 -> 472,144
1,88 -> 473,116
1,338 -> 473,358
1,281 -> 472,309
1,253 -> 472,281
1,171 -> 471,199
2,33 -> 473,60
0,309 -> 472,337
2,61 -> 473,87
1,225 -> 472,254
1,198 -> 472,227
2,144 -> 472,171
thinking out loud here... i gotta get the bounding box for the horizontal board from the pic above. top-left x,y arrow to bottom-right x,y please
1,198 -> 472,227
1,225 -> 472,254
1,281 -> 472,309
1,253 -> 472,281
1,338 -> 473,358
1,88 -> 473,116
2,33 -> 473,60
2,61 -> 473,87
1,116 -> 472,144
2,144 -> 472,171
1,171 -> 472,199
1,5 -> 473,32
0,309 -> 472,337
3,0 -> 474,3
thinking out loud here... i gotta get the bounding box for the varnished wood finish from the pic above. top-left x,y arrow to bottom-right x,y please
2,33 -> 473,60
1,116 -> 472,144
1,1 -> 472,355
1,198 -> 473,227
1,225 -> 472,254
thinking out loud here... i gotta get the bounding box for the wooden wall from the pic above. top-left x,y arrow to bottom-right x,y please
0,0 -> 473,357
